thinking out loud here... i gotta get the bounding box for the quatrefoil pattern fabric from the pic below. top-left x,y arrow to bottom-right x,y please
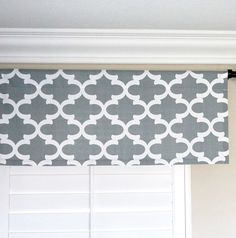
0,69 -> 228,166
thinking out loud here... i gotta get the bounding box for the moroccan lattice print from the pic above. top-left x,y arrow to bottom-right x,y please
0,69 -> 228,166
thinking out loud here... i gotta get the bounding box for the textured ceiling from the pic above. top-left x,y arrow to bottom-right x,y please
0,0 -> 236,30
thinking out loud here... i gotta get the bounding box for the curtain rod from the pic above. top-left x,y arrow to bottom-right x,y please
228,69 -> 236,79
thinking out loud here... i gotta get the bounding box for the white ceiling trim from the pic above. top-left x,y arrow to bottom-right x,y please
0,28 -> 236,65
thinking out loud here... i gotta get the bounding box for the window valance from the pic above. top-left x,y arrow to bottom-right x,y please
0,69 -> 228,166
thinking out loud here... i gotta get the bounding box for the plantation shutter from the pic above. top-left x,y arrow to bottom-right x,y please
0,166 -> 187,238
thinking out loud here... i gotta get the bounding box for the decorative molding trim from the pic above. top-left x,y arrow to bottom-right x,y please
0,28 -> 236,64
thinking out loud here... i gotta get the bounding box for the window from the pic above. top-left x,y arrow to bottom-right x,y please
0,166 -> 191,238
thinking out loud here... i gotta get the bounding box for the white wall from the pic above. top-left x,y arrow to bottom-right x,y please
0,0 -> 236,30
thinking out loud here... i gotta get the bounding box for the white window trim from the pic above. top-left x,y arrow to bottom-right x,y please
172,166 -> 192,238
0,167 -> 9,238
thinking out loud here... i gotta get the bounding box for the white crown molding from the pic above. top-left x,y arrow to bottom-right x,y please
0,28 -> 236,64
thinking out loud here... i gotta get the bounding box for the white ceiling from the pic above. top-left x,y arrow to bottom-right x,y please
0,0 -> 236,30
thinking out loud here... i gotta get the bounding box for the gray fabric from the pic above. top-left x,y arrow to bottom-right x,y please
0,69 -> 228,166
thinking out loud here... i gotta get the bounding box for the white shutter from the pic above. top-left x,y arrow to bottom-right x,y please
91,167 -> 172,238
0,166 -> 191,238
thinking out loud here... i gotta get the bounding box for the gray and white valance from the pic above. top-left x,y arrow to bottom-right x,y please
0,69 -> 228,166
